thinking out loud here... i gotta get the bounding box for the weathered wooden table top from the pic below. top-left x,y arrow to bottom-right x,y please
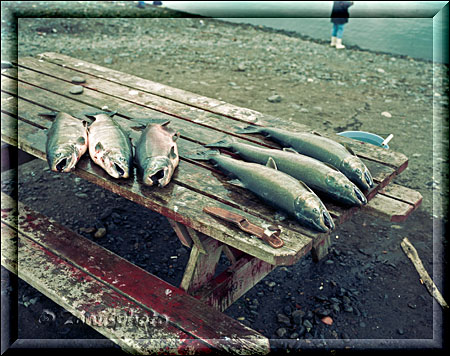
1,52 -> 417,267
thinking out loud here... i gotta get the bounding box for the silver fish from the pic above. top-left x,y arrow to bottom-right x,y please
186,150 -> 335,233
134,122 -> 179,187
237,126 -> 374,191
44,111 -> 88,172
206,137 -> 367,207
86,111 -> 133,179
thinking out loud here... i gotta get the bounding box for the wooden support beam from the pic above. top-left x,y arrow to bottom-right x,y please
311,235 -> 332,262
180,233 -> 223,294
193,253 -> 275,312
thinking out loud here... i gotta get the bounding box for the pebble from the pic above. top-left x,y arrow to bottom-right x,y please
104,57 -> 113,64
237,62 -> 246,71
297,325 -> 306,336
94,227 -> 107,239
277,313 -> 291,325
303,319 -> 313,330
267,94 -> 282,103
80,227 -> 96,234
381,111 -> 392,118
290,332 -> 299,339
75,192 -> 88,199
292,310 -> 305,324
70,85 -> 84,94
276,327 -> 287,338
376,68 -> 386,73
71,76 -> 86,84
397,328 -> 404,335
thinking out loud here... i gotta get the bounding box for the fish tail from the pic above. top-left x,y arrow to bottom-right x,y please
204,136 -> 235,149
181,149 -> 220,161
235,125 -> 263,134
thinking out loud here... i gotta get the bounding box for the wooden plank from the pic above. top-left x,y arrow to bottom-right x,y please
1,192 -> 270,354
0,115 -> 311,267
363,194 -> 415,223
1,224 -> 213,354
379,183 -> 423,209
33,52 -> 409,170
167,218 -> 193,249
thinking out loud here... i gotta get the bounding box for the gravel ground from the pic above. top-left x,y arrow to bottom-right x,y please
1,1 -> 449,353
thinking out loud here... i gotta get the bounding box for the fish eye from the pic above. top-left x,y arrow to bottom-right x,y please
313,208 -> 318,214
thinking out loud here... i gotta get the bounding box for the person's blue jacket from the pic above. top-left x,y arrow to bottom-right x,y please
331,1 -> 353,25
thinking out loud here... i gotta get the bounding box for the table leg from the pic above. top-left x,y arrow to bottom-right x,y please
167,219 -> 276,311
311,235 -> 332,262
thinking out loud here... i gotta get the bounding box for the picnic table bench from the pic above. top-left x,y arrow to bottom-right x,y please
1,53 -> 422,353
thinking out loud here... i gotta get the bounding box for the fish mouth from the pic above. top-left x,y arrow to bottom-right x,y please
52,152 -> 77,172
354,187 -> 367,205
322,211 -> 335,231
365,171 -> 374,188
114,163 -> 125,177
145,167 -> 170,187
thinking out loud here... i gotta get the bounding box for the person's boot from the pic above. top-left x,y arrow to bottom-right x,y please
330,36 -> 337,46
335,38 -> 346,49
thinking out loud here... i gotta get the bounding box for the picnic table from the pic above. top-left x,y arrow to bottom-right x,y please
1,53 -> 422,353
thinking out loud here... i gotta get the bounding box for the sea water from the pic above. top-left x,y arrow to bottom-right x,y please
162,1 -> 449,63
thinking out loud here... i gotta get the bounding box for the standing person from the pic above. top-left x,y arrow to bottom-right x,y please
330,1 -> 354,49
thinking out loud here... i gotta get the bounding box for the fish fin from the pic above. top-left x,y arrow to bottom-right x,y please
95,142 -> 104,152
344,143 -> 356,155
169,146 -> 178,160
266,157 -> 278,170
130,118 -> 171,127
282,147 -> 299,154
298,179 -> 315,193
84,110 -> 117,120
181,149 -> 219,161
205,136 -> 235,149
323,162 -> 340,171
228,178 -> 246,189
235,125 -> 263,134
311,130 -> 322,136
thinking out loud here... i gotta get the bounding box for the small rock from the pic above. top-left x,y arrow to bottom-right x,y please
290,332 -> 299,339
75,192 -> 88,199
237,62 -> 246,71
277,313 -> 291,325
297,325 -> 306,336
94,227 -> 107,239
80,227 -> 96,234
292,310 -> 305,324
71,76 -> 86,84
407,302 -> 417,309
321,316 -> 333,325
376,68 -> 385,73
266,281 -> 276,288
344,305 -> 353,313
381,111 -> 392,118
70,85 -> 84,95
267,94 -> 282,103
397,328 -> 404,335
276,327 -> 287,338
104,57 -> 113,64
303,319 -> 313,330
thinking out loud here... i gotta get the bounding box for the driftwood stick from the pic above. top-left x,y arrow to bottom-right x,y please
401,237 -> 448,309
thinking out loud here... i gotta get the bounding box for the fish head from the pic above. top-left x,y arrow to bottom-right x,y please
294,194 -> 335,232
101,150 -> 131,179
341,156 -> 374,191
142,156 -> 174,187
47,145 -> 78,172
325,172 -> 367,206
